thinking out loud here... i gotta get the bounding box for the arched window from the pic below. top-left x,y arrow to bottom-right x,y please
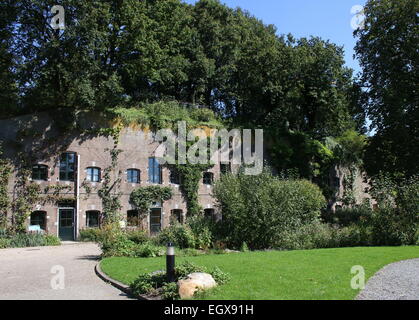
60,152 -> 76,181
30,211 -> 46,230
86,167 -> 101,182
203,172 -> 214,185
127,169 -> 141,184
32,165 -> 48,181
86,211 -> 100,228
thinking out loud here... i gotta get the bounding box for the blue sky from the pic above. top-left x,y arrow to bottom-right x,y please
184,0 -> 367,75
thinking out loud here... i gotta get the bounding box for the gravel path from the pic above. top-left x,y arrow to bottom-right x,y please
357,259 -> 419,300
0,243 -> 132,300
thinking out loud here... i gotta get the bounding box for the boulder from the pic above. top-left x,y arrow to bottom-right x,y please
177,273 -> 217,299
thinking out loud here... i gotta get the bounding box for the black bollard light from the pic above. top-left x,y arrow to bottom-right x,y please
166,242 -> 175,283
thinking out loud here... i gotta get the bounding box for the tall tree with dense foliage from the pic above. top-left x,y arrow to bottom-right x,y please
354,0 -> 419,177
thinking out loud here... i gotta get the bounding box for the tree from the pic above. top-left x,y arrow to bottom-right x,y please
0,0 -> 18,117
354,0 -> 419,177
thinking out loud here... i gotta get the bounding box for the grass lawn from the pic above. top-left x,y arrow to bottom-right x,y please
100,246 -> 419,300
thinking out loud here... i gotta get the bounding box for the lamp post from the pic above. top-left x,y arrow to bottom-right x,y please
166,242 -> 175,283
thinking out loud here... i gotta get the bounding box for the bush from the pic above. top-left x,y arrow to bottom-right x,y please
368,174 -> 419,246
126,230 -> 149,244
156,223 -> 196,249
325,205 -> 373,227
130,271 -> 166,296
44,235 -> 61,246
9,233 -> 46,248
0,238 -> 11,248
161,282 -> 180,300
214,167 -> 326,249
276,222 -> 372,250
133,242 -> 165,258
130,261 -> 230,300
187,216 -> 215,250
79,228 -> 104,242
99,225 -> 137,257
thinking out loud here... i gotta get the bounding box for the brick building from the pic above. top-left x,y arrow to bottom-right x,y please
0,113 -> 222,240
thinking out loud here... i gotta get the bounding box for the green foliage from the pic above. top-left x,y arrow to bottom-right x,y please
161,282 -> 180,301
126,230 -> 149,245
0,148 -> 12,227
276,222 -> 371,250
157,223 -> 196,249
130,272 -> 166,296
240,242 -> 249,252
6,233 -> 60,248
110,102 -> 223,131
174,163 -> 213,216
324,205 -> 372,227
79,228 -> 104,242
44,235 -> 61,246
130,260 -> 230,299
0,237 -> 11,249
98,147 -> 123,225
368,174 -> 419,246
355,0 -> 418,177
214,167 -> 326,249
186,215 -> 215,250
130,186 -> 173,216
133,243 -> 166,258
210,266 -> 231,285
12,162 -> 41,233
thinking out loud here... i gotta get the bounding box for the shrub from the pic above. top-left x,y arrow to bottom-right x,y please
276,222 -> 372,250
326,205 -> 373,227
126,230 -> 149,244
161,282 -> 180,300
214,167 -> 326,249
44,235 -> 61,246
133,242 -> 165,258
240,242 -> 249,252
0,238 -> 11,248
130,272 -> 166,296
368,174 -> 419,245
178,248 -> 204,257
130,261 -> 230,300
157,223 -> 196,249
99,225 -> 137,257
187,215 -> 215,250
10,233 -> 46,248
79,228 -> 104,242
210,266 -> 231,285
175,261 -> 207,279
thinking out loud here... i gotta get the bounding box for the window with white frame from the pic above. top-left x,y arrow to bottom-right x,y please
86,167 -> 101,182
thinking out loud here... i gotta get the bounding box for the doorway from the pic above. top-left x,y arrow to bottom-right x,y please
59,208 -> 75,241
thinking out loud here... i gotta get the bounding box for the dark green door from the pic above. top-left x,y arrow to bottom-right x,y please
59,209 -> 74,241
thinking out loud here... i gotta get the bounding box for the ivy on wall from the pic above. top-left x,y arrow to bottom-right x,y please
98,143 -> 123,226
0,148 -> 12,228
11,158 -> 41,233
130,185 -> 173,218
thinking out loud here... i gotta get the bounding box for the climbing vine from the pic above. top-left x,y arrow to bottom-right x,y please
130,186 -> 173,218
98,143 -> 123,226
0,148 -> 12,228
12,160 -> 41,233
